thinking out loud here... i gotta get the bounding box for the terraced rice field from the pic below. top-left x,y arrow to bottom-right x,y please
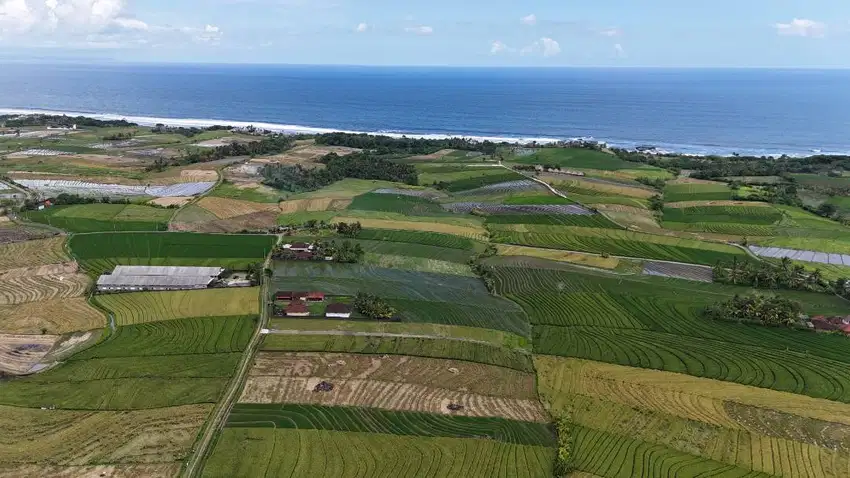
536,357 -> 850,478
351,238 -> 474,263
363,253 -> 474,276
249,352 -> 536,398
662,204 -> 784,235
483,212 -> 617,228
0,273 -> 90,306
333,217 -> 488,240
0,464 -> 181,478
0,237 -> 68,270
73,316 -> 256,359
440,172 -> 527,193
348,193 -> 447,215
0,297 -> 105,335
444,203 -> 594,217
196,197 -> 278,219
69,232 -> 276,274
642,261 -> 714,282
261,334 -> 533,372
203,428 -> 555,478
451,180 -> 545,196
511,148 -> 649,171
664,181 -> 733,203
355,229 -> 478,250
541,175 -> 655,199
385,299 -> 531,336
372,188 -> 443,199
495,245 -> 622,270
227,404 -> 554,445
94,288 -> 260,326
23,204 -> 173,233
489,224 -> 749,265
0,403 -> 211,465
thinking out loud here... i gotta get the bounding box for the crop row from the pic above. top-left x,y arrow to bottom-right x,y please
69,232 -> 276,263
348,193 -> 448,216
73,316 -> 256,359
23,204 -> 174,233
571,426 -> 770,477
0,237 -> 68,270
442,172 -> 527,193
451,180 -> 545,196
663,183 -> 733,203
349,238 -> 473,263
0,273 -> 90,306
387,298 -> 531,336
261,334 -> 534,372
484,213 -> 618,228
662,205 -> 782,224
534,325 -> 850,403
226,404 -> 555,446
354,228 -> 478,250
203,428 -> 556,478
94,288 -> 260,326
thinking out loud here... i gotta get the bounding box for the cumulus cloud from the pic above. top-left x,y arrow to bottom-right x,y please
774,18 -> 826,37
1,0 -> 126,34
614,43 -> 625,57
539,37 -> 560,57
113,17 -> 148,31
521,13 -> 536,26
598,27 -> 621,37
355,22 -> 368,33
490,40 -> 511,54
405,25 -> 433,35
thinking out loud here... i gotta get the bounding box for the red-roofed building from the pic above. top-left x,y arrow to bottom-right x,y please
276,291 -> 293,301
306,292 -> 325,302
285,301 -> 310,317
289,242 -> 312,252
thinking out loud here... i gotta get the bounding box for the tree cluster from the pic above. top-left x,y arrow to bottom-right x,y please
335,221 -> 362,237
151,124 -> 231,137
261,153 -> 417,192
635,176 -> 666,191
271,240 -> 364,264
148,135 -> 296,169
102,131 -> 135,141
1,114 -> 136,128
23,193 -> 130,210
703,293 -> 803,328
713,257 -> 833,294
353,292 -> 397,320
315,132 -> 502,155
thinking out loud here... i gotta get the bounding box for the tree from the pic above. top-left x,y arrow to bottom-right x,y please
353,293 -> 397,319
649,195 -> 664,212
817,203 -> 838,218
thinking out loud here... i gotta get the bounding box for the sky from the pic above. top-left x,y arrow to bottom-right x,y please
0,0 -> 847,67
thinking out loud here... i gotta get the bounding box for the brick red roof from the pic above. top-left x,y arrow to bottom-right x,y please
306,292 -> 325,300
286,301 -> 309,314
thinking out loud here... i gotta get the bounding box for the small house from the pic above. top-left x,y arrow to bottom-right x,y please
306,292 -> 325,302
295,251 -> 314,261
325,303 -> 352,319
289,242 -> 312,252
276,291 -> 293,301
285,301 -> 310,317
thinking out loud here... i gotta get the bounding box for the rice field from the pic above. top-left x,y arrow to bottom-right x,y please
355,228 -> 479,250
483,212 -> 617,228
23,204 -> 173,233
0,297 -> 105,335
261,334 -> 534,372
348,193 -> 448,215
0,273 -> 91,306
202,428 -> 555,478
664,181 -> 733,203
450,180 -> 545,196
333,217 -> 488,240
385,298 -> 531,336
196,197 -> 278,219
226,404 -> 554,445
277,197 -> 352,214
439,172 -> 528,193
0,403 -> 212,465
489,224 -> 750,265
511,148 -> 651,171
93,288 -> 260,326
362,253 -> 475,276
350,237 -> 475,263
0,237 -> 68,270
495,245 -> 622,270
541,175 -> 656,199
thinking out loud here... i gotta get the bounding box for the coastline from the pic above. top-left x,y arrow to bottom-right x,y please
1,107 -> 845,158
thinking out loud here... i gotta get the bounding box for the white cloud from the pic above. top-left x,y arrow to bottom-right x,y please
774,18 -> 826,38
405,25 -> 433,35
540,37 -> 560,57
599,27 -> 621,37
355,22 -> 368,33
614,43 -> 625,57
0,0 -> 126,34
192,24 -> 223,43
521,13 -> 536,26
113,17 -> 148,31
490,40 -> 508,54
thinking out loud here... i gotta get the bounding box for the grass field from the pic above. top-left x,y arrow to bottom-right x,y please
69,232 -> 276,274
203,428 -> 555,478
23,204 -> 173,233
536,357 -> 850,478
208,180 -> 281,203
664,181 -> 733,203
347,192 -> 447,215
0,403 -> 212,465
0,237 -> 68,270
94,288 -> 260,325
261,334 -> 533,372
226,404 -> 554,445
489,224 -> 750,265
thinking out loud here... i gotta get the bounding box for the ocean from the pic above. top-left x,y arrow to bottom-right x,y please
1,63 -> 849,156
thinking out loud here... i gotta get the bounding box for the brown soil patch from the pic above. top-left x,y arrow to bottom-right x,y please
409,149 -> 457,161
0,225 -> 56,245
250,352 -> 537,400
180,169 -> 219,181
0,465 -> 180,478
0,273 -> 90,306
259,145 -> 360,167
148,196 -> 193,208
277,198 -> 350,214
196,197 -> 278,219
665,200 -> 772,209
170,210 -> 278,233
0,297 -> 106,335
0,333 -> 60,375
593,204 -> 653,216
194,137 -> 260,148
240,376 -> 547,422
0,261 -> 78,280
333,217 -> 487,240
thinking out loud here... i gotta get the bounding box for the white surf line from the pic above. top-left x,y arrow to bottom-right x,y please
264,329 -> 529,352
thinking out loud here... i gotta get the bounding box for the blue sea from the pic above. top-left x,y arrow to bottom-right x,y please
1,63 -> 850,156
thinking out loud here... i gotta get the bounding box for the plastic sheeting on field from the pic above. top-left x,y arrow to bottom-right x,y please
12,179 -> 215,198
748,245 -> 850,266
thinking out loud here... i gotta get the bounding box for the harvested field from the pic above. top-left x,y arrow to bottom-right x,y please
196,197 -> 278,219
180,169 -> 219,181
94,288 -> 260,326
203,428 -> 554,478
0,261 -> 77,280
642,261 -> 714,282
496,245 -> 621,270
170,210 -> 279,233
249,352 -> 537,399
0,403 -> 211,465
408,149 -> 457,160
0,225 -> 55,245
0,464 -> 181,478
227,404 -> 555,446
148,196 -> 192,208
0,273 -> 90,306
0,237 -> 67,270
333,217 -> 487,240
0,297 -> 105,335
0,334 -> 59,374
277,197 -> 350,214
239,376 -> 547,422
